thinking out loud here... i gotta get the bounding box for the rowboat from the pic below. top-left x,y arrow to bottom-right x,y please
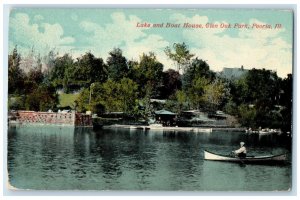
204,150 -> 287,164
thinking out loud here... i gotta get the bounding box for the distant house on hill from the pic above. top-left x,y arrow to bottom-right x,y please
220,65 -> 248,80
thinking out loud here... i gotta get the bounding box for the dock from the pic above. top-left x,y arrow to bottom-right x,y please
102,124 -> 213,132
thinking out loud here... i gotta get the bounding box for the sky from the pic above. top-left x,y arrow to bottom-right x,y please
8,8 -> 293,77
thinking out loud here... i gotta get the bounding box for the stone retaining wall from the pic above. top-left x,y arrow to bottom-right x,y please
15,111 -> 92,126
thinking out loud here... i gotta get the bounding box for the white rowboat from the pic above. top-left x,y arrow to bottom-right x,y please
204,150 -> 287,164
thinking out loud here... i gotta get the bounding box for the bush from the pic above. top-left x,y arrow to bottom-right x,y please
8,96 -> 25,111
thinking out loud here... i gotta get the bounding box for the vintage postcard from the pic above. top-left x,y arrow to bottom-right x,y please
6,7 -> 293,192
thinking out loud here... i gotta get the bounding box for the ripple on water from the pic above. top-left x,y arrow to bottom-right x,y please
7,127 -> 292,191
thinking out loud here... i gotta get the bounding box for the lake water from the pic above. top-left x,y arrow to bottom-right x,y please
7,126 -> 292,191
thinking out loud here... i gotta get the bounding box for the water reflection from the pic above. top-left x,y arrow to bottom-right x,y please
7,126 -> 291,190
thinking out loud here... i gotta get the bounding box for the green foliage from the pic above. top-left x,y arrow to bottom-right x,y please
8,47 -> 48,111
70,52 -> 107,91
96,80 -> 121,112
237,104 -> 257,128
280,74 -> 292,107
178,57 -> 219,111
49,53 -> 74,90
244,68 -> 280,105
224,98 -> 238,116
160,69 -> 182,99
7,45 -> 292,131
8,96 -> 26,111
27,68 -> 44,84
8,47 -> 25,94
25,68 -> 45,94
202,78 -> 229,111
186,77 -> 209,109
140,52 -> 163,98
175,90 -> 188,113
107,48 -> 128,81
279,74 -> 292,132
76,88 -> 90,113
164,100 -> 178,113
77,78 -> 139,115
140,83 -> 154,118
127,60 -> 139,79
235,104 -> 283,129
130,52 -> 164,99
164,42 -> 194,71
49,52 -> 107,93
25,84 -> 58,111
182,58 -> 215,91
229,76 -> 248,105
118,78 -> 139,113
226,68 -> 288,129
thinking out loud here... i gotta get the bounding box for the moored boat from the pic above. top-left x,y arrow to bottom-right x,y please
204,150 -> 287,164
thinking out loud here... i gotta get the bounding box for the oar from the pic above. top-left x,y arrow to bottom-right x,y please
239,159 -> 245,165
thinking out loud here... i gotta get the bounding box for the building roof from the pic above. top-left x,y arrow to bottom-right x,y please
155,109 -> 176,115
220,66 -> 248,79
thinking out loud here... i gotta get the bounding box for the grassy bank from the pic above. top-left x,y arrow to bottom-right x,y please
58,93 -> 79,108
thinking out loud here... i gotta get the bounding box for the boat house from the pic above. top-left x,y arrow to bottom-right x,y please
154,109 -> 177,126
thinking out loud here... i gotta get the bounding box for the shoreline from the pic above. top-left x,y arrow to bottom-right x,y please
101,124 -> 246,133
8,122 -> 287,136
8,121 -> 244,132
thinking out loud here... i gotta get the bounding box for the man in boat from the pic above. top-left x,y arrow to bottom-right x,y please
233,142 -> 247,158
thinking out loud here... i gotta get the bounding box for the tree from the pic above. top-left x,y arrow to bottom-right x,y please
118,78 -> 139,114
228,76 -> 248,105
175,90 -> 188,113
138,52 -> 164,98
96,80 -> 121,112
228,68 -> 284,129
187,77 -> 209,110
119,52 -> 164,99
237,69 -> 280,126
280,74 -> 292,107
140,83 -> 154,118
23,68 -> 45,94
44,50 -> 57,73
25,84 -> 58,111
43,50 -> 58,84
237,104 -> 257,128
8,46 -> 25,94
27,68 -> 44,84
202,78 -> 229,111
72,52 -> 107,89
164,42 -> 194,72
127,60 -> 139,79
182,58 -> 215,91
51,52 -> 107,92
49,53 -> 74,90
279,74 -> 292,132
244,68 -> 280,105
107,48 -> 128,81
8,96 -> 26,111
160,69 -> 182,99
77,78 -> 139,114
75,88 -> 90,113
